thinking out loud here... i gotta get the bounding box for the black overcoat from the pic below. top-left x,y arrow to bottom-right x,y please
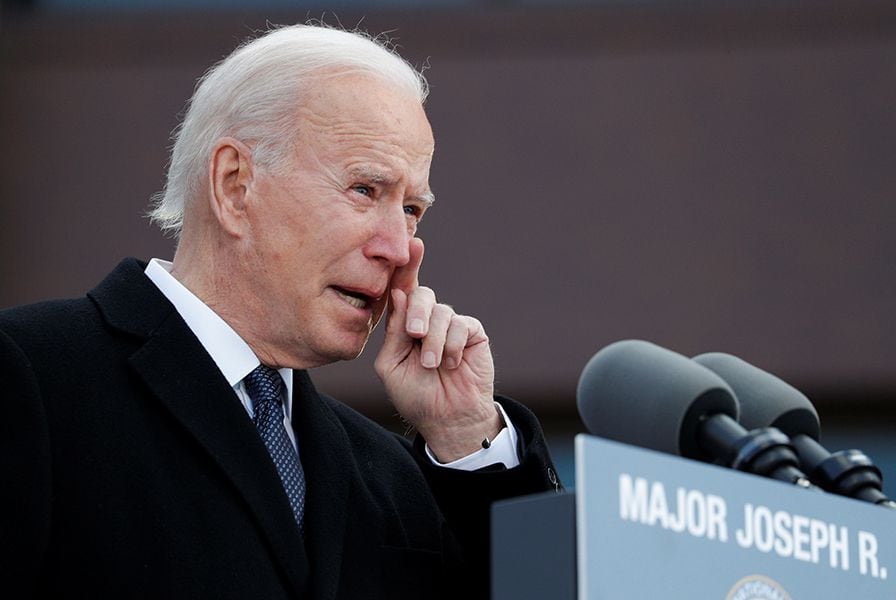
0,258 -> 558,599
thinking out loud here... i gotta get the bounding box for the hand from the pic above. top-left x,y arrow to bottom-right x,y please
374,238 -> 502,462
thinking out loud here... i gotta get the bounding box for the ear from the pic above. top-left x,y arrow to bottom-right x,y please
208,137 -> 254,238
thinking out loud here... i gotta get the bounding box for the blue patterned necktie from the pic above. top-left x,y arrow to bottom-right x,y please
244,365 -> 306,533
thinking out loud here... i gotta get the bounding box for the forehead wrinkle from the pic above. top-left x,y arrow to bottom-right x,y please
298,103 -> 433,159
313,126 -> 432,178
296,109 -> 402,155
313,110 -> 414,146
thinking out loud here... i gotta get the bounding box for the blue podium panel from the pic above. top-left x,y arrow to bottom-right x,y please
576,434 -> 896,600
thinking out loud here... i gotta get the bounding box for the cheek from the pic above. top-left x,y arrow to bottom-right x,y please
264,218 -> 320,265
252,241 -> 316,303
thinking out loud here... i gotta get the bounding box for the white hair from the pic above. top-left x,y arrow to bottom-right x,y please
148,24 -> 429,236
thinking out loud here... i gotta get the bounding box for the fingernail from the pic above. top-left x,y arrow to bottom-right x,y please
422,351 -> 437,368
409,318 -> 425,334
445,357 -> 457,369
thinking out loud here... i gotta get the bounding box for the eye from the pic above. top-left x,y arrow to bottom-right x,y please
404,205 -> 423,219
352,184 -> 373,197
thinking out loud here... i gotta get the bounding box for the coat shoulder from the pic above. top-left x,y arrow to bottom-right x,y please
0,297 -> 103,359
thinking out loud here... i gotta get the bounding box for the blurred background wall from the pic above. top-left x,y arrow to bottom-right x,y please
1,0 -> 894,488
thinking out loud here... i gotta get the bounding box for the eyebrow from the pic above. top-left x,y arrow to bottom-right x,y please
415,191 -> 436,207
351,167 -> 390,184
349,167 -> 435,207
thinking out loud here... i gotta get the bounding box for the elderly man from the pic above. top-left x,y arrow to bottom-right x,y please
1,25 -> 557,599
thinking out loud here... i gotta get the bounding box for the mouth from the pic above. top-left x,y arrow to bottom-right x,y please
331,286 -> 384,311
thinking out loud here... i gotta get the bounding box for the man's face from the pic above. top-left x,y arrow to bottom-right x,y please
241,73 -> 435,368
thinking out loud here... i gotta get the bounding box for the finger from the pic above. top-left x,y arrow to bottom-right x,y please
420,303 -> 453,369
461,315 -> 488,347
442,315 -> 469,370
447,316 -> 488,368
405,285 -> 436,338
375,288 -> 413,376
390,237 -> 424,295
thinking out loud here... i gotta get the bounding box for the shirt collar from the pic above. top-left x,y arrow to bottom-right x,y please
144,258 -> 293,409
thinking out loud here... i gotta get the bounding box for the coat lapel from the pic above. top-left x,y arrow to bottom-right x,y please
89,259 -> 310,597
292,370 -> 352,600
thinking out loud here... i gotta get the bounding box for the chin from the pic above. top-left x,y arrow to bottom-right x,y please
324,332 -> 372,363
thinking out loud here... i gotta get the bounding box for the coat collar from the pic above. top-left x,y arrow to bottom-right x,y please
88,258 -> 311,596
88,257 -> 171,339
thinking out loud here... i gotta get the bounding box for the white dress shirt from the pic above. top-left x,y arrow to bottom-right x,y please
144,259 -> 519,469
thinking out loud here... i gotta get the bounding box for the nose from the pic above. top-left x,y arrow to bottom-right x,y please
363,204 -> 411,267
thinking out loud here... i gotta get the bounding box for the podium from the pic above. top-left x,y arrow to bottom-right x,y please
492,435 -> 896,599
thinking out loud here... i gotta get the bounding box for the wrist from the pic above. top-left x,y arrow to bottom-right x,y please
423,402 -> 504,463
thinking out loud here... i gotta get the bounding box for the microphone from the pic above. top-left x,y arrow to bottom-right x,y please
693,352 -> 896,509
577,340 -> 816,488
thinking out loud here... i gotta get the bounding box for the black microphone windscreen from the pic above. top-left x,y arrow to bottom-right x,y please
577,340 -> 739,460
692,352 -> 820,440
